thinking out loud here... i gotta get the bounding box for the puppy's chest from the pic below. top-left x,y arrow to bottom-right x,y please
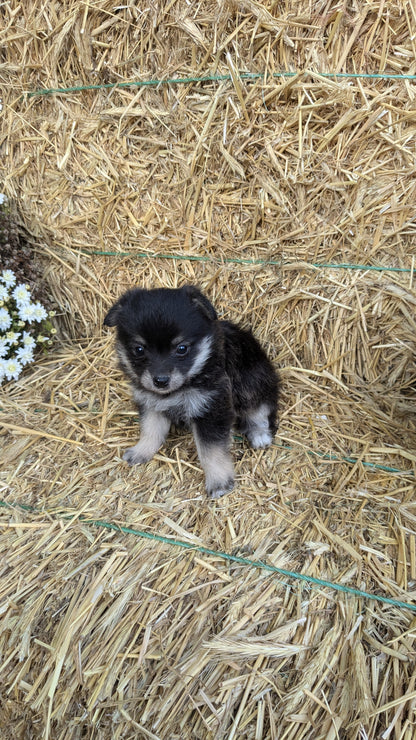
133,386 -> 213,422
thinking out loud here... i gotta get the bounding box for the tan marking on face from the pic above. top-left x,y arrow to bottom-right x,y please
186,336 -> 212,379
140,368 -> 186,394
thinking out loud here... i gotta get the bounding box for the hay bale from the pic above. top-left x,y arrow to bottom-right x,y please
1,1 -> 416,738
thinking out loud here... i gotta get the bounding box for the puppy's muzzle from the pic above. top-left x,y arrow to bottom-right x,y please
153,375 -> 170,389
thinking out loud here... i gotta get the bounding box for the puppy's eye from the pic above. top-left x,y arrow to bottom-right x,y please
176,344 -> 188,356
134,345 -> 145,357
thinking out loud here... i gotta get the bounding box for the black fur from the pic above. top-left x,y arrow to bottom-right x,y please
104,285 -> 279,498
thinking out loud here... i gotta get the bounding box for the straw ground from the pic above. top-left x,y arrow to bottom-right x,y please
1,1 -> 416,738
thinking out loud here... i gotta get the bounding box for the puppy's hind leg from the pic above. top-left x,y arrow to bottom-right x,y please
243,403 -> 277,449
123,410 -> 171,466
192,423 -> 235,499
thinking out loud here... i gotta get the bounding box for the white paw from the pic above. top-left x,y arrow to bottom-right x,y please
123,446 -> 153,466
207,477 -> 235,499
248,430 -> 272,449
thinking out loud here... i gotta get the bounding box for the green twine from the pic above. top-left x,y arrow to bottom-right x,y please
77,248 -> 415,274
244,439 -> 412,476
24,70 -> 416,99
293,447 -> 413,475
0,498 -> 415,613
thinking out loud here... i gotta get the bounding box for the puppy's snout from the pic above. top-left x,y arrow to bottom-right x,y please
153,375 -> 170,389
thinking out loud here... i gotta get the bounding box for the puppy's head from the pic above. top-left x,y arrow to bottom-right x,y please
104,286 -> 217,395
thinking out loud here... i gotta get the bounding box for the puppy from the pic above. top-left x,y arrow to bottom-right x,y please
104,285 -> 279,498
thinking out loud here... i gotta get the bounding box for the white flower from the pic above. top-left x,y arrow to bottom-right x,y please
6,330 -> 20,344
16,345 -> 34,366
0,285 -> 9,302
12,283 -> 32,306
18,302 -> 36,322
1,270 -> 16,287
32,302 -> 48,322
0,361 -> 4,383
2,357 -> 23,381
0,193 -> 6,205
22,331 -> 36,349
0,308 -> 12,331
0,337 -> 8,357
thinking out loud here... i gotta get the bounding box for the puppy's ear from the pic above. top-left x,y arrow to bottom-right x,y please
103,297 -> 124,327
182,285 -> 217,321
104,288 -> 146,327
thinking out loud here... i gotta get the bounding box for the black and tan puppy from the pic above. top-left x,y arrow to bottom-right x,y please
104,285 -> 279,498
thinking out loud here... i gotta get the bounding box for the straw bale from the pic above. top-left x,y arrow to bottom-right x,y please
1,1 -> 416,738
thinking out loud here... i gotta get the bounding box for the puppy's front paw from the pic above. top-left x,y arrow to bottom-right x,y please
123,446 -> 153,466
207,477 -> 235,499
247,430 -> 273,449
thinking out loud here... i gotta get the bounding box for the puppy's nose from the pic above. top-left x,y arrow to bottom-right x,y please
153,375 -> 170,389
